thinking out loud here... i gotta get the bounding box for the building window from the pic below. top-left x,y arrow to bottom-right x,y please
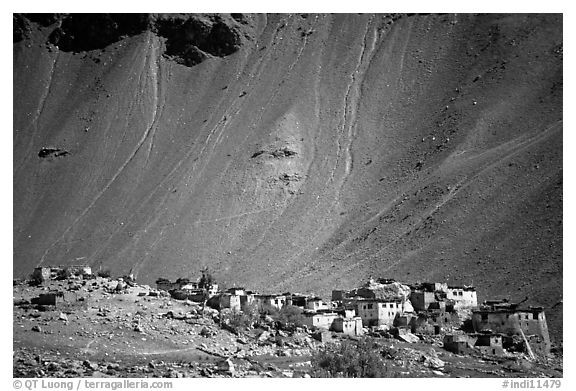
533,313 -> 538,320
453,291 -> 457,295
368,304 -> 373,310
458,292 -> 463,296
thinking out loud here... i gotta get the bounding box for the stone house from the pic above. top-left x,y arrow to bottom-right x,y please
474,333 -> 505,356
446,286 -> 478,309
301,312 -> 339,331
226,287 -> 246,296
305,297 -> 330,312
332,316 -> 364,336
31,291 -> 64,306
285,293 -> 310,308
471,304 -> 551,355
219,293 -> 242,312
240,291 -> 257,309
355,299 -> 404,327
443,334 -> 476,355
255,294 -> 286,310
409,282 -> 448,312
394,313 -> 416,328
409,290 -> 438,312
408,310 -> 459,335
409,282 -> 477,312
218,289 -> 257,312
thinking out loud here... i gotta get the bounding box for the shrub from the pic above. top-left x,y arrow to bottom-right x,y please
221,304 -> 259,331
258,303 -> 279,317
311,338 -> 391,377
225,310 -> 255,330
276,305 -> 305,328
241,302 -> 260,320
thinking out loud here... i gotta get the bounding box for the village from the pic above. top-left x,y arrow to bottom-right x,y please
153,267 -> 552,359
12,265 -> 560,378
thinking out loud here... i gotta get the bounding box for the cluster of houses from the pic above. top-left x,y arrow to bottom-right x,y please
24,266 -> 551,358
156,275 -> 551,357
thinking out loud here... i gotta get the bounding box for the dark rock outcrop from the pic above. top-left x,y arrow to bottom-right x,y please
155,14 -> 243,66
47,14 -> 151,52
13,14 -> 30,43
15,13 -> 246,67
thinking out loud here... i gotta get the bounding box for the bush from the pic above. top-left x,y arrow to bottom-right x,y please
257,303 -> 279,317
276,305 -> 305,328
241,302 -> 260,320
222,303 -> 259,331
311,338 -> 391,377
225,310 -> 255,330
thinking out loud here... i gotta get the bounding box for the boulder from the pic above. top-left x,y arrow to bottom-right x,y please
397,332 -> 420,343
257,330 -> 270,342
200,326 -> 214,337
83,360 -> 99,371
423,356 -> 445,370
236,337 -> 248,344
217,358 -> 235,376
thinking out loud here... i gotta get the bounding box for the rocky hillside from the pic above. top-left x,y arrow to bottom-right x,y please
13,14 -> 562,342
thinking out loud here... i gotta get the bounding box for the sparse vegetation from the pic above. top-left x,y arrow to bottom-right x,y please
311,338 -> 391,377
223,308 -> 258,331
275,305 -> 305,328
257,303 -> 279,317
